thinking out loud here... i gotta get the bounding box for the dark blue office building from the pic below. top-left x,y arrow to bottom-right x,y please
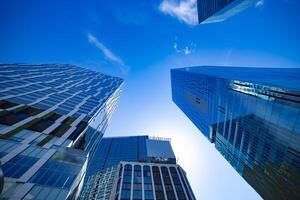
87,135 -> 176,177
171,66 -> 300,200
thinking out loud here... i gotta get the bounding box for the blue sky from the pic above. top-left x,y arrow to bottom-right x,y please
1,0 -> 300,199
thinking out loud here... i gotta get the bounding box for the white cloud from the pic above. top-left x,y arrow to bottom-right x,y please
174,42 -> 181,53
159,0 -> 198,25
184,47 -> 191,55
87,33 -> 127,74
256,0 -> 265,7
173,38 -> 195,55
174,42 -> 191,55
174,42 -> 178,51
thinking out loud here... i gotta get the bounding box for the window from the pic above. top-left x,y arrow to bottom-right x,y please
152,166 -> 165,200
0,100 -> 17,109
120,190 -> 131,200
121,164 -> 132,200
29,160 -> 80,189
0,141 -> 20,158
27,118 -> 55,132
145,190 -> 154,200
2,155 -> 39,178
133,165 -> 142,184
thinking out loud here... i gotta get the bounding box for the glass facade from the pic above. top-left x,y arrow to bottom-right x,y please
79,166 -> 117,200
171,66 -> 300,200
28,149 -> 86,189
121,164 -> 132,200
133,165 -> 142,200
88,136 -> 148,177
197,0 -> 258,24
161,167 -> 176,200
116,162 -> 195,200
143,165 -> 154,200
169,167 -> 186,200
152,166 -> 164,200
87,136 -> 176,177
0,64 -> 123,199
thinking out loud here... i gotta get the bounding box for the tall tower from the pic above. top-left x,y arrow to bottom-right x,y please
171,66 -> 300,200
80,135 -> 196,200
0,64 -> 123,199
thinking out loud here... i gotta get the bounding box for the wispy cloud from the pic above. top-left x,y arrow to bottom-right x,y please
255,0 -> 265,7
173,37 -> 196,55
87,33 -> 128,74
159,0 -> 198,25
174,42 -> 191,55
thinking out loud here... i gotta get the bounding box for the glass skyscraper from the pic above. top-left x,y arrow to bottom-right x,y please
0,64 -> 123,199
80,135 -> 196,200
171,66 -> 300,200
197,0 -> 258,24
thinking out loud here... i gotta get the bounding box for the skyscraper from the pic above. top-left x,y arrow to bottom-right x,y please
80,135 -> 196,200
171,66 -> 300,200
0,64 -> 123,199
197,0 -> 259,24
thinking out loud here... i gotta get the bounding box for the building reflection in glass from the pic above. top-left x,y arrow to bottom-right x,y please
171,66 -> 300,200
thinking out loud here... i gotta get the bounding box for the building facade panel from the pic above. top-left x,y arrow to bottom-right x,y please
87,136 -> 177,177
